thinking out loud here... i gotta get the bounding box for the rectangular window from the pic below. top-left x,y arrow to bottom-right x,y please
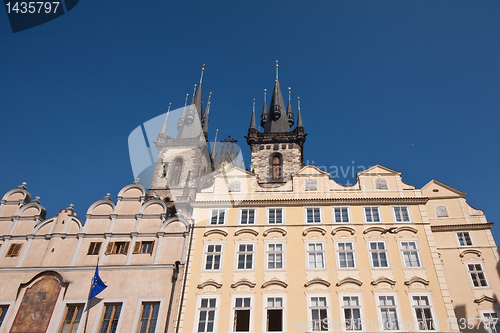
105,242 -> 130,255
467,263 -> 488,287
266,297 -> 283,332
240,209 -> 255,225
338,242 -> 356,269
205,244 -> 222,270
137,302 -> 159,333
234,297 -> 251,332
98,303 -> 122,333
364,207 -> 380,223
305,179 -> 318,191
59,304 -> 84,333
393,206 -> 410,222
87,242 -> 102,255
133,241 -> 154,254
378,296 -> 399,330
375,179 -> 388,190
306,208 -> 322,224
0,305 -> 9,329
333,207 -> 350,223
411,296 -> 434,330
210,209 -> 225,225
369,242 -> 389,268
237,244 -> 254,270
198,298 -> 216,332
401,241 -> 421,268
456,232 -> 473,246
6,243 -> 22,257
307,243 -> 325,269
268,208 -> 283,224
435,206 -> 448,217
343,296 -> 362,331
310,297 -> 328,331
483,312 -> 500,333
267,243 -> 284,270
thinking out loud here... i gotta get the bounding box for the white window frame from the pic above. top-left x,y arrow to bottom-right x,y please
306,293 -> 331,332
54,300 -> 87,333
304,207 -> 323,224
398,240 -> 423,269
267,207 -> 285,225
363,206 -> 382,223
194,295 -> 220,333
339,293 -> 364,331
235,241 -> 256,271
455,231 -> 474,247
368,239 -> 390,269
391,206 -> 412,223
203,242 -> 224,272
238,208 -> 257,225
332,206 -> 351,224
91,298 -> 127,333
375,293 -> 401,331
465,262 -> 490,288
208,209 -> 227,226
306,241 -> 326,270
230,294 -> 254,333
265,240 -> 285,271
132,298 -> 164,333
336,240 -> 357,270
262,294 -> 286,333
408,293 -> 436,331
0,302 -> 13,333
480,310 -> 500,333
434,205 -> 449,218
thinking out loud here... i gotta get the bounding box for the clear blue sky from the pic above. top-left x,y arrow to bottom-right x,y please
1,1 -> 499,242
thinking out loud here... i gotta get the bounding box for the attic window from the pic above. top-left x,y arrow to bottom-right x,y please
305,179 -> 318,191
435,206 -> 449,218
6,243 -> 22,257
374,178 -> 388,190
229,181 -> 241,192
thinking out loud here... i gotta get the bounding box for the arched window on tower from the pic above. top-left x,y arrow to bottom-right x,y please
271,154 -> 283,180
171,158 -> 183,186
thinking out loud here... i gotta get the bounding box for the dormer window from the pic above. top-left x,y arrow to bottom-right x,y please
375,178 -> 388,190
271,154 -> 283,181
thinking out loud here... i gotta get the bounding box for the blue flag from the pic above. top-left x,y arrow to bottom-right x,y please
89,263 -> 107,300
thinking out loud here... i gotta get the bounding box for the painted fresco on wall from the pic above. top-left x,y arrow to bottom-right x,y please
10,275 -> 61,333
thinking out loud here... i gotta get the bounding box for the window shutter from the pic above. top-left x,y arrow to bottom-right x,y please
124,242 -> 130,255
105,242 -> 114,254
133,241 -> 141,254
7,244 -> 14,256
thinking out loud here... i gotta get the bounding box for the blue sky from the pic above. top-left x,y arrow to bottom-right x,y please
1,1 -> 499,241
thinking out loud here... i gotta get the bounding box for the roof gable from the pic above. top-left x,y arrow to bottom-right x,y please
422,179 -> 466,198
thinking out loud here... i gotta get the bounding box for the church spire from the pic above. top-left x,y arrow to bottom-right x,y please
287,87 -> 294,127
249,98 -> 257,130
160,103 -> 172,135
264,61 -> 289,133
202,92 -> 212,140
177,94 -> 189,131
191,64 -> 204,120
260,89 -> 267,128
297,97 -> 304,128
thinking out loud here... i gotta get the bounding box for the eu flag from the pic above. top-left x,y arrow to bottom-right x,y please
89,263 -> 107,300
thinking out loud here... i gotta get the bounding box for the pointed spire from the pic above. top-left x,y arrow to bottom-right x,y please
266,64 -> 289,132
177,94 -> 189,131
249,98 -> 257,130
260,89 -> 268,128
287,87 -> 294,127
275,60 -> 279,80
160,103 -> 172,134
211,129 -> 219,162
191,64 -> 204,120
202,92 -> 212,136
297,97 -> 304,128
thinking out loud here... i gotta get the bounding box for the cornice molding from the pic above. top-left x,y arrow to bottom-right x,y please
304,278 -> 331,288
363,226 -> 386,234
395,226 -> 418,234
404,277 -> 430,286
261,279 -> 288,289
474,295 -> 497,304
234,228 -> 259,236
336,277 -> 363,287
332,226 -> 355,236
230,279 -> 256,289
371,277 -> 396,286
193,197 -> 428,208
459,249 -> 482,258
302,227 -> 326,236
263,227 -> 287,237
431,223 -> 493,232
203,229 -> 228,237
197,280 -> 222,289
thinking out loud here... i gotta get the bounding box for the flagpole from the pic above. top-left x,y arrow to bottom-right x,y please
83,259 -> 97,333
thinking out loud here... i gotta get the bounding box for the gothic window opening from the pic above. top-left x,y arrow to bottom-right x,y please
171,158 -> 183,186
271,154 -> 282,180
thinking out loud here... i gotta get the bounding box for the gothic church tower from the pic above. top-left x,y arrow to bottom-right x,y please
246,63 -> 306,185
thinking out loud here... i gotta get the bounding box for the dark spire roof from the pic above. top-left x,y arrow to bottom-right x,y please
192,65 -> 204,120
260,89 -> 267,128
159,103 -> 171,135
249,99 -> 257,130
287,87 -> 294,127
297,97 -> 304,128
202,92 -> 212,136
263,77 -> 290,133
